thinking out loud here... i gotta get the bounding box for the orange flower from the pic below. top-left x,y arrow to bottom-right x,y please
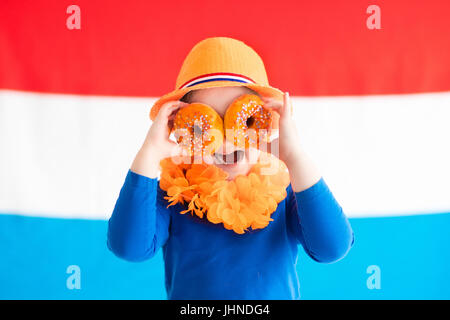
159,152 -> 290,234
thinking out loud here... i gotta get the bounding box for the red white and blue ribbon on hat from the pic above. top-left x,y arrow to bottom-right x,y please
178,72 -> 256,89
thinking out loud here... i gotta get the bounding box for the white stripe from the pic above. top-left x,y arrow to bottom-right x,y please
1,89 -> 450,219
180,74 -> 254,88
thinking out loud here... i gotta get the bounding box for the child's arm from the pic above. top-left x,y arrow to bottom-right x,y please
286,180 -> 354,263
107,100 -> 187,261
107,170 -> 169,261
265,92 -> 354,263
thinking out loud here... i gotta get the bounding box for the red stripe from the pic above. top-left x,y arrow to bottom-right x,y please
178,72 -> 256,89
1,0 -> 449,96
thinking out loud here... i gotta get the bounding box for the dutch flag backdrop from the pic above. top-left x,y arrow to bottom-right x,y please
1,0 -> 449,299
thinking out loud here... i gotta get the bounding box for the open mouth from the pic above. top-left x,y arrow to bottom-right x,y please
214,150 -> 245,165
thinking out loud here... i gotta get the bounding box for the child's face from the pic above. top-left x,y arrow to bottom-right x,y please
185,86 -> 261,180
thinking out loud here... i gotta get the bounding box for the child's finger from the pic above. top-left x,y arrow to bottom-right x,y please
262,96 -> 280,106
263,100 -> 283,114
160,101 -> 184,116
261,96 -> 275,103
168,108 -> 180,121
263,100 -> 282,108
283,92 -> 292,118
156,101 -> 187,123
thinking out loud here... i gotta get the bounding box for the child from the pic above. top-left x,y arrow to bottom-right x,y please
107,37 -> 354,299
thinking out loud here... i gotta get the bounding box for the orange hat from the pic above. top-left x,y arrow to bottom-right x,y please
149,37 -> 285,121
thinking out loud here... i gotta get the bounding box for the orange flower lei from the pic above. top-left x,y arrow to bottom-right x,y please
159,152 -> 290,234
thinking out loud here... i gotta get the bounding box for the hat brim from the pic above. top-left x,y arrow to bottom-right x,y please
149,81 -> 285,121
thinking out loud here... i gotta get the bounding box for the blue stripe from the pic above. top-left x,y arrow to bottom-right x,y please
186,77 -> 250,87
0,212 -> 449,299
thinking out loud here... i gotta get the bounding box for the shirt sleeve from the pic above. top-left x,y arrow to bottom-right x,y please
107,169 -> 171,262
285,177 -> 354,263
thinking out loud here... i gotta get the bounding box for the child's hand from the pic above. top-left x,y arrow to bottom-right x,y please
131,100 -> 188,178
142,100 -> 189,159
263,92 -> 322,192
262,92 -> 301,166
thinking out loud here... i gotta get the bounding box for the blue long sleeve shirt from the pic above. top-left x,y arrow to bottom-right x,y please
107,170 -> 354,300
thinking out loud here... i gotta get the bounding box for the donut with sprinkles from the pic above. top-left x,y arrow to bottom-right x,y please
172,103 -> 224,156
224,94 -> 273,148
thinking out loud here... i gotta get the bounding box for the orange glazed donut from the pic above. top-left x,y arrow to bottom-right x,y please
172,103 -> 224,156
224,94 -> 274,148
